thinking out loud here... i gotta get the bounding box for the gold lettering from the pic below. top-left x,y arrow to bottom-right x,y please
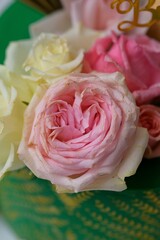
111,0 -> 159,31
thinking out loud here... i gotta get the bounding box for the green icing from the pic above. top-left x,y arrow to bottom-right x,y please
0,167 -> 159,240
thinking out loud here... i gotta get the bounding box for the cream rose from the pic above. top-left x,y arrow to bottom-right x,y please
18,72 -> 148,193
23,33 -> 83,82
5,33 -> 83,83
0,66 -> 25,179
5,26 -> 102,86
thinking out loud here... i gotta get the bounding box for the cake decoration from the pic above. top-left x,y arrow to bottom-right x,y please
111,0 -> 160,31
0,1 -> 160,240
0,0 -> 160,193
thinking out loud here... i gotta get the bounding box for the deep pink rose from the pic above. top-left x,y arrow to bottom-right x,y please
83,33 -> 160,105
18,72 -> 148,193
140,105 -> 160,158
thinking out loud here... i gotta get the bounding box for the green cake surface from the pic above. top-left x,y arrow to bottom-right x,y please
0,167 -> 160,240
0,2 -> 160,240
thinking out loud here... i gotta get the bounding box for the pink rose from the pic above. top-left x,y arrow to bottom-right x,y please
83,33 -> 160,105
61,0 -> 119,30
30,0 -> 149,37
140,105 -> 160,158
59,0 -> 150,34
18,72 -> 148,193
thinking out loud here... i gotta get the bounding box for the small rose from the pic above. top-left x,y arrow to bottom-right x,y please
83,33 -> 160,105
0,66 -> 25,179
140,104 -> 160,158
18,72 -> 148,193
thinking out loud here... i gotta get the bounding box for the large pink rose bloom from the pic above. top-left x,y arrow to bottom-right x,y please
18,72 -> 148,193
83,34 -> 160,105
140,105 -> 160,158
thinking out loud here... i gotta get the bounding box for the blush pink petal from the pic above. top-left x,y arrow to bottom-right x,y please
61,0 -> 119,31
60,0 -> 148,35
18,72 -> 148,192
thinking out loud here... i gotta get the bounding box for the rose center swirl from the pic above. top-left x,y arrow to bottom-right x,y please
44,89 -> 111,142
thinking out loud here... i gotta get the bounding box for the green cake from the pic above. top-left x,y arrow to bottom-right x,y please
0,2 -> 160,240
0,160 -> 160,240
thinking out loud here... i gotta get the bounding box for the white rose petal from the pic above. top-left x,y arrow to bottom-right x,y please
30,9 -> 71,37
0,66 -> 25,179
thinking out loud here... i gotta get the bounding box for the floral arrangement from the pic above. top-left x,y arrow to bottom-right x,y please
0,0 -> 160,193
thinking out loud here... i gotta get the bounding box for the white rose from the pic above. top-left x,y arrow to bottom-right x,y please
5,25 -> 102,85
22,33 -> 84,81
0,66 -> 25,179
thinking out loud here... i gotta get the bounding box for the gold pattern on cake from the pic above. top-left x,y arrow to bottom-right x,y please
58,191 -> 94,211
134,199 -> 158,214
0,168 -> 160,240
145,190 -> 160,205
94,199 -> 159,239
111,0 -> 160,31
76,210 -> 128,240
66,231 -> 77,240
112,199 -> 139,218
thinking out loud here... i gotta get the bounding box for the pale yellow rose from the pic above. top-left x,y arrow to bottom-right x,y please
23,33 -> 84,82
0,65 -> 25,179
5,25 -> 102,86
9,71 -> 37,103
5,32 -> 84,84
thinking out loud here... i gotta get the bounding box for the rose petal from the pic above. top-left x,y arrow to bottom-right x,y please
118,127 -> 148,179
5,40 -> 32,74
30,10 -> 71,37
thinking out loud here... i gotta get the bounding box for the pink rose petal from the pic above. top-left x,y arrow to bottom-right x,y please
18,72 -> 148,192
